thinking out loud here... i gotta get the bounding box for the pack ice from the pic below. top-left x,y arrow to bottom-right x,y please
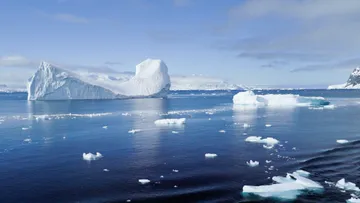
27,59 -> 171,100
242,170 -> 323,200
233,91 -> 330,107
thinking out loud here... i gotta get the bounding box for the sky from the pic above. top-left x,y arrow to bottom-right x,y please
1,0 -> 360,88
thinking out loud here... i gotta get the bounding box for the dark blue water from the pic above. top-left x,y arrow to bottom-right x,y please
1,90 -> 360,202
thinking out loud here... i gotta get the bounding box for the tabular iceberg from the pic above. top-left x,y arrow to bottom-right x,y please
27,59 -> 171,100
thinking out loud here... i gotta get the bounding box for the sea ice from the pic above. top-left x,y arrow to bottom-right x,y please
22,127 -> 30,131
154,118 -> 186,125
172,169 -> 179,173
337,139 -> 349,144
242,170 -> 323,200
294,170 -> 310,177
266,160 -> 272,163
243,123 -> 250,128
265,124 -> 272,127
23,138 -> 32,143
171,131 -> 179,134
336,178 -> 360,191
103,169 -> 109,172
219,130 -> 226,133
245,136 -> 279,146
82,152 -> 103,161
128,129 -> 141,134
205,153 -> 217,158
247,160 -> 259,167
263,144 -> 274,149
138,179 -> 150,184
102,126 -> 108,129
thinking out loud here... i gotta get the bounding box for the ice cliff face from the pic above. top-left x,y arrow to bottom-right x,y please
27,59 -> 171,100
328,67 -> 360,89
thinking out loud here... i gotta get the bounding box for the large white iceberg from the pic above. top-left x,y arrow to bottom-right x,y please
233,91 -> 330,107
27,59 -> 171,100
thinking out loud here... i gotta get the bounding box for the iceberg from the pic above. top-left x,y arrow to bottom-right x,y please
337,139 -> 349,144
233,91 -> 330,107
328,67 -> 360,89
27,59 -> 171,100
154,118 -> 186,125
138,179 -> 151,184
82,152 -> 103,161
243,170 -> 323,200
245,136 -> 279,146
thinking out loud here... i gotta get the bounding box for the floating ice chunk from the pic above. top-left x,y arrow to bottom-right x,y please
266,160 -> 272,163
219,130 -> 226,133
263,144 -> 274,149
245,136 -> 279,146
205,112 -> 214,115
243,123 -> 250,128
172,169 -> 179,173
336,178 -> 360,191
243,170 -> 323,200
154,118 -> 186,125
174,185 -> 178,188
247,160 -> 259,167
126,200 -> 131,203
128,129 -> 141,134
160,175 -> 164,178
265,124 -> 272,127
103,169 -> 109,172
205,153 -> 217,158
171,131 -> 179,134
23,138 -> 32,143
348,194 -> 360,203
82,152 -> 103,161
294,170 -> 310,177
122,112 -> 131,116
337,139 -> 349,144
102,126 -> 108,129
22,127 -> 30,131
268,166 -> 274,171
138,179 -> 150,184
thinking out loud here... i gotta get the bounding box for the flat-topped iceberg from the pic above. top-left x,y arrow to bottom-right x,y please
27,59 -> 171,100
233,91 -> 330,107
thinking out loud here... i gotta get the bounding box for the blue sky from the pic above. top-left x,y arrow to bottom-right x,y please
1,0 -> 360,87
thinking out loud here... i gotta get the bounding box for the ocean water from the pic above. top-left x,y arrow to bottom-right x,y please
1,90 -> 360,202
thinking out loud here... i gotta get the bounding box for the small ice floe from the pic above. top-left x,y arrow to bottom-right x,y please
205,112 -> 214,115
263,144 -> 274,149
122,112 -> 131,116
247,160 -> 259,167
22,127 -> 30,131
103,169 -> 109,172
205,153 -> 217,158
126,200 -> 131,202
154,118 -> 186,125
243,123 -> 250,128
171,131 -> 179,134
335,178 -> 360,192
245,136 -> 279,148
348,194 -> 360,203
294,170 -> 310,178
265,124 -> 272,127
63,136 -> 66,139
292,147 -> 297,150
242,170 -> 323,200
138,179 -> 150,184
128,129 -> 141,134
102,126 -> 108,129
174,185 -> 178,188
266,160 -> 272,164
172,169 -> 179,173
219,130 -> 226,133
23,138 -> 32,143
82,152 -> 103,161
337,139 -> 349,144
160,175 -> 164,178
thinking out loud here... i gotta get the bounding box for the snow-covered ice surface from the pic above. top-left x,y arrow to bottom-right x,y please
82,152 -> 103,161
243,170 -> 323,200
27,59 -> 171,100
328,67 -> 360,89
233,90 -> 330,107
335,178 -> 360,192
154,118 -> 186,125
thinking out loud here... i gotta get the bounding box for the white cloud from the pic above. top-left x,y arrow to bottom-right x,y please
54,13 -> 89,24
0,56 -> 38,68
222,0 -> 360,71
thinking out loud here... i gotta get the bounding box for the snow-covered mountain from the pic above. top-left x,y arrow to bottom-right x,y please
27,59 -> 171,100
328,67 -> 360,89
